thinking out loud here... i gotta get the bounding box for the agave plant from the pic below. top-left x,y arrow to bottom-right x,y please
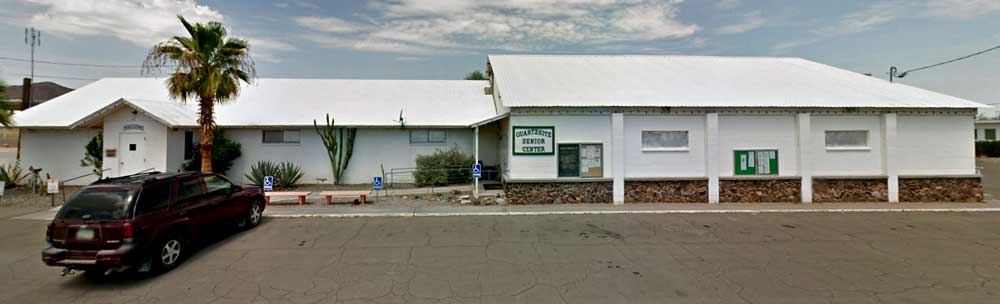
0,162 -> 26,188
244,160 -> 304,189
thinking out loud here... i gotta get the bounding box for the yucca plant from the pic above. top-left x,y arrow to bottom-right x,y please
244,160 -> 304,189
0,162 -> 26,188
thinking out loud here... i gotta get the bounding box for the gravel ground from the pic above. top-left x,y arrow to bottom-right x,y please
0,186 -> 81,209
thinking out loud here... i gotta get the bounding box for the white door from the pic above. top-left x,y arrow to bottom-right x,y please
119,133 -> 145,176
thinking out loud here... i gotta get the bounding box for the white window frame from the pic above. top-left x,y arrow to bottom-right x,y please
409,130 -> 447,145
262,130 -> 301,145
641,130 -> 689,152
824,130 -> 870,151
986,129 -> 997,141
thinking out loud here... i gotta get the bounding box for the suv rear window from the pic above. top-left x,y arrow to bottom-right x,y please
56,188 -> 136,220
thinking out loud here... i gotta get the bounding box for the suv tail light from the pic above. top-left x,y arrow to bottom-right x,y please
122,221 -> 134,243
45,223 -> 53,242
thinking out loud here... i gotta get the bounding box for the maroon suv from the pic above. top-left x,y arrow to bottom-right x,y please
42,172 -> 265,275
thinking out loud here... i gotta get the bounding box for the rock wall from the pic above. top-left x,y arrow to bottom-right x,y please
720,179 -> 800,203
505,182 -> 612,204
813,179 -> 888,203
899,177 -> 983,203
625,180 -> 707,203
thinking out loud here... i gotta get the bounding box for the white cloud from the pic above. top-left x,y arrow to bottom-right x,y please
243,37 -> 297,63
715,0 -> 741,10
275,0 -> 319,10
294,16 -> 371,33
716,11 -> 765,34
24,0 -> 223,47
21,0 -> 296,62
297,0 -> 700,54
771,0 -> 1000,53
923,0 -> 1000,18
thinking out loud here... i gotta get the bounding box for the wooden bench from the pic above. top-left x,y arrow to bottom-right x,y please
264,191 -> 311,205
320,191 -> 370,205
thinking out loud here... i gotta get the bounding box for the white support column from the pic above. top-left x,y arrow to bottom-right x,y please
474,126 -> 480,199
612,112 -> 625,205
797,113 -> 812,203
706,113 -> 720,204
882,113 -> 899,203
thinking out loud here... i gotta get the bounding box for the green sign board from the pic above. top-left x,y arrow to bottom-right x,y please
512,126 -> 554,155
734,150 -> 778,175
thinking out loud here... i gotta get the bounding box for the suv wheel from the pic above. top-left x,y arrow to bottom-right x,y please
153,234 -> 185,271
237,201 -> 264,229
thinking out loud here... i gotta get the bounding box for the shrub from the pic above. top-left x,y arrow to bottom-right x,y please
244,160 -> 305,189
80,133 -> 103,178
977,141 -> 1000,157
0,162 -> 25,188
414,144 -> 474,186
185,129 -> 242,173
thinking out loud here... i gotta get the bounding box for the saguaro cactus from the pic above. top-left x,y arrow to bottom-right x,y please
314,114 -> 357,184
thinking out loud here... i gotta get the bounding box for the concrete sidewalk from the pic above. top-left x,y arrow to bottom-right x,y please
262,201 -> 1000,218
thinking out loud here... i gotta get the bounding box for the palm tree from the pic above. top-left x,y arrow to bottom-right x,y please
0,81 -> 13,127
464,70 -> 487,80
143,16 -> 256,172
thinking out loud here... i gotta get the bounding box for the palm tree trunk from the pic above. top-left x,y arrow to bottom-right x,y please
199,96 -> 215,173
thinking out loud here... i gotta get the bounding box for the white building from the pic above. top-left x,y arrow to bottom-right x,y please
14,79 -> 499,185
486,55 -> 985,204
975,120 -> 1000,141
13,55 -> 986,203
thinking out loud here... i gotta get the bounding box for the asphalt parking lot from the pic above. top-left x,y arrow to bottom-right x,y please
2,212 -> 1000,304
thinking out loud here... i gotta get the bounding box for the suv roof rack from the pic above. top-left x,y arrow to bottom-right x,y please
91,171 -> 202,185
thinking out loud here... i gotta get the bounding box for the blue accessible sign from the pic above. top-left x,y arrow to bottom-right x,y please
263,176 -> 274,191
472,164 -> 482,179
373,176 -> 383,191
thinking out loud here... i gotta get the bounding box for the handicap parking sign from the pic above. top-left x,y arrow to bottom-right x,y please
472,163 -> 482,179
263,176 -> 274,191
373,176 -> 383,191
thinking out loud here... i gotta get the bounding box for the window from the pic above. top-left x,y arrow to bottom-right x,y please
135,182 -> 172,216
825,130 -> 869,149
987,129 -> 997,141
409,130 -> 447,144
558,144 -> 603,178
263,130 -> 301,144
734,150 -> 778,176
204,175 -> 233,195
56,189 -> 135,220
184,131 -> 194,160
641,131 -> 688,151
175,178 -> 205,205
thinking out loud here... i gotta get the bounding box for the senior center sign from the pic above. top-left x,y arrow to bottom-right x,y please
513,126 -> 554,155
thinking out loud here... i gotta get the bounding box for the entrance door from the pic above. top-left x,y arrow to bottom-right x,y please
119,133 -> 145,176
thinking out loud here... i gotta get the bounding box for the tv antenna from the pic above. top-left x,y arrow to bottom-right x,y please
25,28 -> 41,79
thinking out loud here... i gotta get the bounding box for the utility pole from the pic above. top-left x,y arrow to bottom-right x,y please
25,28 -> 41,80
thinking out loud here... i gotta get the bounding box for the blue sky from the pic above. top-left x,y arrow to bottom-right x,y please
1,0 -> 999,109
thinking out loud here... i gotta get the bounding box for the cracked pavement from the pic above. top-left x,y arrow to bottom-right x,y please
2,212 -> 1000,303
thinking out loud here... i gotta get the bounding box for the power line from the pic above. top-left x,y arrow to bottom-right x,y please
890,43 -> 1000,82
12,74 -> 98,81
0,56 -> 148,68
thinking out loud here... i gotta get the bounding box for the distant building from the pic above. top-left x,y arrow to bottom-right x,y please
975,120 -> 1000,141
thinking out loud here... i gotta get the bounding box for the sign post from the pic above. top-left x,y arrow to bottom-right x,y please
263,176 -> 274,192
373,176 -> 383,202
472,163 -> 481,198
47,179 -> 60,207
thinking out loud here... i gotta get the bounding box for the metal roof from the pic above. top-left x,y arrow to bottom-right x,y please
14,78 -> 497,128
488,55 -> 986,109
